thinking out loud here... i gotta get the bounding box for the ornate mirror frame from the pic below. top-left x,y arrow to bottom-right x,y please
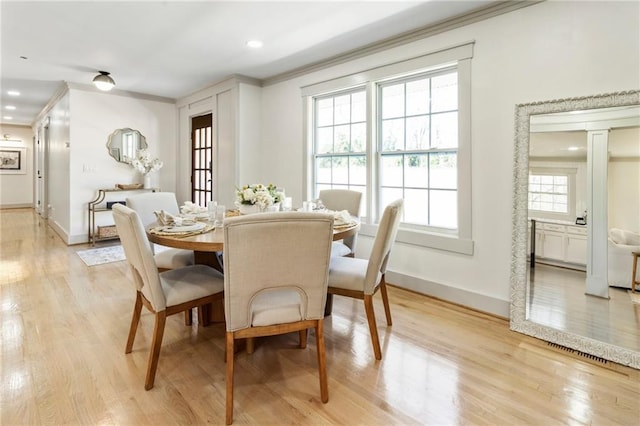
510,90 -> 640,369
106,128 -> 147,163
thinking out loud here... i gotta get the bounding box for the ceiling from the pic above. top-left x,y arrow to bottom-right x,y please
0,0 -> 499,127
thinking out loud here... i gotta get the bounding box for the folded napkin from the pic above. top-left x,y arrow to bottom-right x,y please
180,201 -> 207,215
333,210 -> 354,227
153,210 -> 196,227
154,210 -> 176,226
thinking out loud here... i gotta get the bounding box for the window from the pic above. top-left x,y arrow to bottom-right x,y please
527,168 -> 576,221
314,90 -> 367,207
528,173 -> 568,213
303,42 -> 474,254
378,69 -> 458,228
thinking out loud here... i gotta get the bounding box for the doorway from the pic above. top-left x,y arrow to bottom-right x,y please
35,120 -> 49,218
191,114 -> 213,206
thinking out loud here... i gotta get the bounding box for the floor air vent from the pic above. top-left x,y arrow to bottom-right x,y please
547,342 -> 608,364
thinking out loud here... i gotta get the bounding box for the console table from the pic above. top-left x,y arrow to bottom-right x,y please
88,187 -> 158,245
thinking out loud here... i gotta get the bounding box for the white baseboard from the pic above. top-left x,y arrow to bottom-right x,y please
0,203 -> 33,209
386,270 -> 510,319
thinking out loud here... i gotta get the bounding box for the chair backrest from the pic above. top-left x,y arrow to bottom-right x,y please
222,212 -> 334,332
112,204 -> 167,311
363,199 -> 403,294
319,189 -> 362,217
126,192 -> 180,227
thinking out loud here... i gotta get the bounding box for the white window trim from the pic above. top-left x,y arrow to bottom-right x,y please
528,167 -> 577,222
303,41 -> 474,255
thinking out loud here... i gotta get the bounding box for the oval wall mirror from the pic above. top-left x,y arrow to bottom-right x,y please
106,128 -> 148,163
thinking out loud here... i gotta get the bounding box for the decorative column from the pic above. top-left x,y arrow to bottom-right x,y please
585,129 -> 609,298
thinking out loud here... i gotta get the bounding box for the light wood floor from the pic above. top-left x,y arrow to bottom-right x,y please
528,263 -> 640,351
2,208 -> 639,425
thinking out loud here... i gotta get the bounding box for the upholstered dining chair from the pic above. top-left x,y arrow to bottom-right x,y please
222,212 -> 334,425
112,204 -> 224,390
319,189 -> 362,257
327,199 -> 403,360
126,192 -> 195,271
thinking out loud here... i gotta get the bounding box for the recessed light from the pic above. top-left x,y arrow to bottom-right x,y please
247,40 -> 263,48
3,116 -> 13,120
5,105 -> 16,110
7,91 -> 20,96
568,146 -> 580,151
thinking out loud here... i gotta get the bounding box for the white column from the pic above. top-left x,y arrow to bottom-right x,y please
585,129 -> 609,298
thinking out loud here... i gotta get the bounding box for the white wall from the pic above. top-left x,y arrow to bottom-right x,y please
37,85 -> 176,244
256,1 -> 640,317
46,93 -> 71,235
609,160 -> 640,232
0,124 -> 34,208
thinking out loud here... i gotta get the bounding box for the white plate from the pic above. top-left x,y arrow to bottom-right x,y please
161,222 -> 206,233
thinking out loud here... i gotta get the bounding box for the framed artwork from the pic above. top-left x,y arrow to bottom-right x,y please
0,147 -> 26,174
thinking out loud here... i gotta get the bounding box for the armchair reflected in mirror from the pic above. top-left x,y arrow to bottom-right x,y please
510,90 -> 640,369
106,128 -> 148,163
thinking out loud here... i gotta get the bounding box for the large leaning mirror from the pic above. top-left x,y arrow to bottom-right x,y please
106,128 -> 147,163
510,90 -> 640,369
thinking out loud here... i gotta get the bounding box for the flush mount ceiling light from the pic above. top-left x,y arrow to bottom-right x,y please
92,71 -> 115,91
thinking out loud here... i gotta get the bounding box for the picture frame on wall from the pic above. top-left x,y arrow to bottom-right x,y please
0,147 -> 26,174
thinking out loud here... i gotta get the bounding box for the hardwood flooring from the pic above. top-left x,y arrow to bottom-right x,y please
1,208 -> 639,425
528,263 -> 640,351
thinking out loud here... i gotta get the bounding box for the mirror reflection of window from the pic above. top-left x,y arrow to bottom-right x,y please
122,131 -> 137,160
106,128 -> 148,164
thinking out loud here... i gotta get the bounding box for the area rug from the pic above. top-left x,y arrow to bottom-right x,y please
629,290 -> 640,304
76,245 -> 125,266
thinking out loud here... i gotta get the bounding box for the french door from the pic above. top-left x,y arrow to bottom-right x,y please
191,114 -> 213,206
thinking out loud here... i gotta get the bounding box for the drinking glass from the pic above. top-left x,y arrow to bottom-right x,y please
215,205 -> 225,226
282,197 -> 293,211
208,200 -> 217,222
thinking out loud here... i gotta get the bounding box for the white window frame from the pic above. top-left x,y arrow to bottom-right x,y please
302,42 -> 474,255
528,167 -> 577,222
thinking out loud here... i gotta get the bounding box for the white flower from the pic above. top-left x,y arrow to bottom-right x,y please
236,183 -> 281,209
124,149 -> 163,175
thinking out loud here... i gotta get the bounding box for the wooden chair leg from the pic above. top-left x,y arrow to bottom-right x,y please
315,320 -> 329,403
125,292 -> 143,354
246,337 -> 255,354
299,329 -> 308,349
145,311 -> 167,390
379,275 -> 393,326
184,308 -> 193,326
324,294 -> 334,316
364,295 -> 382,360
226,332 -> 235,425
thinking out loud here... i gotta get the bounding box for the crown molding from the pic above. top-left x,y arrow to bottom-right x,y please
263,1 -> 542,86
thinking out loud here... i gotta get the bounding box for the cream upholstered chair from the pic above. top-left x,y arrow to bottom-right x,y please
319,189 -> 362,257
125,192 -> 195,271
608,228 -> 640,288
327,199 -> 403,360
112,204 -> 224,390
222,212 -> 333,425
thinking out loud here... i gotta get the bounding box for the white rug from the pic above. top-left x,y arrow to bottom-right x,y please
76,245 -> 126,266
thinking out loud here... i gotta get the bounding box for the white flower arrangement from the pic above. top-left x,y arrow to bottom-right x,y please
236,183 -> 283,211
125,149 -> 163,175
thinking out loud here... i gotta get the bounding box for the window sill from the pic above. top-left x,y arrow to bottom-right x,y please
359,224 -> 474,255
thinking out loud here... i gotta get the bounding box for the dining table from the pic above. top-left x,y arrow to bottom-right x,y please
147,210 -> 360,323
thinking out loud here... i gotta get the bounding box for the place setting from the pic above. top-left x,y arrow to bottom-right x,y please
150,202 -> 217,237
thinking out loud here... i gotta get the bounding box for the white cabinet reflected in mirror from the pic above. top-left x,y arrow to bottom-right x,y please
106,128 -> 148,163
510,90 -> 640,369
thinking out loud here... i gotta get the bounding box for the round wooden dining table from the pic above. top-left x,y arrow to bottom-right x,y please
148,217 -> 360,268
147,213 -> 360,323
